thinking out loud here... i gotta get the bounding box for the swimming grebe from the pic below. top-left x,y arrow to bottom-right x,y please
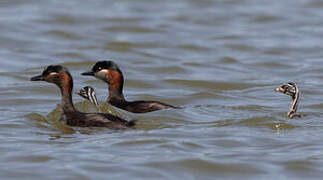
275,82 -> 301,118
81,61 -> 178,113
31,65 -> 135,128
75,86 -> 100,112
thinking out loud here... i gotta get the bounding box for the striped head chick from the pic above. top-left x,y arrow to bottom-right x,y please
275,82 -> 301,118
76,86 -> 100,111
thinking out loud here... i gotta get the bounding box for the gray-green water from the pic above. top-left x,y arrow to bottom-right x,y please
1,0 -> 323,179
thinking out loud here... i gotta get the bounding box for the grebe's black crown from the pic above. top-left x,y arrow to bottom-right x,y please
92,60 -> 120,72
31,65 -> 70,81
43,65 -> 68,76
287,82 -> 296,87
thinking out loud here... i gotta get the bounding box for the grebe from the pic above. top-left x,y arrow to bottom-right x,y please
81,60 -> 178,113
31,65 -> 136,128
275,82 -> 301,118
75,86 -> 100,112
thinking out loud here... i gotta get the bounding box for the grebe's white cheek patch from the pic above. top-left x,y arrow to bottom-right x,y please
96,69 -> 109,80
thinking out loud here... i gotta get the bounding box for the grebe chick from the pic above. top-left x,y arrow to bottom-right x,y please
275,82 -> 301,118
81,60 -> 178,113
75,86 -> 100,112
31,65 -> 135,128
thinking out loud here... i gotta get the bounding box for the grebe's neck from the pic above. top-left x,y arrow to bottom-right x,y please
58,73 -> 76,113
287,87 -> 300,118
107,70 -> 125,102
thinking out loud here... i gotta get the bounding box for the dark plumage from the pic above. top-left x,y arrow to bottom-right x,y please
31,65 -> 136,129
82,60 -> 178,113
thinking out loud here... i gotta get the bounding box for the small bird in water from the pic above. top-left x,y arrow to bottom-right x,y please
31,65 -> 136,129
275,82 -> 302,119
81,60 -> 179,113
75,86 -> 101,112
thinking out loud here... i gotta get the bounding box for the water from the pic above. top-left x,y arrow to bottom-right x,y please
1,0 -> 323,179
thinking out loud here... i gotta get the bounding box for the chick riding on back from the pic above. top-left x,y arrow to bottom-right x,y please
31,65 -> 135,128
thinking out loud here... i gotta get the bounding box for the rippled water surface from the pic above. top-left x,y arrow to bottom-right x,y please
1,0 -> 323,179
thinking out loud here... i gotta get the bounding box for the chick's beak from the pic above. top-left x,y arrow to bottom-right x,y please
75,90 -> 81,95
31,75 -> 45,81
274,87 -> 285,93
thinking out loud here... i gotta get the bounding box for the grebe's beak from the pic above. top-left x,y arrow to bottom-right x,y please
81,71 -> 95,76
31,75 -> 45,81
75,90 -> 81,95
274,87 -> 285,93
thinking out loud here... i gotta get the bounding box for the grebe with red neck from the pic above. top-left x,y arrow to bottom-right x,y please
31,65 -> 135,128
82,61 -> 178,113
